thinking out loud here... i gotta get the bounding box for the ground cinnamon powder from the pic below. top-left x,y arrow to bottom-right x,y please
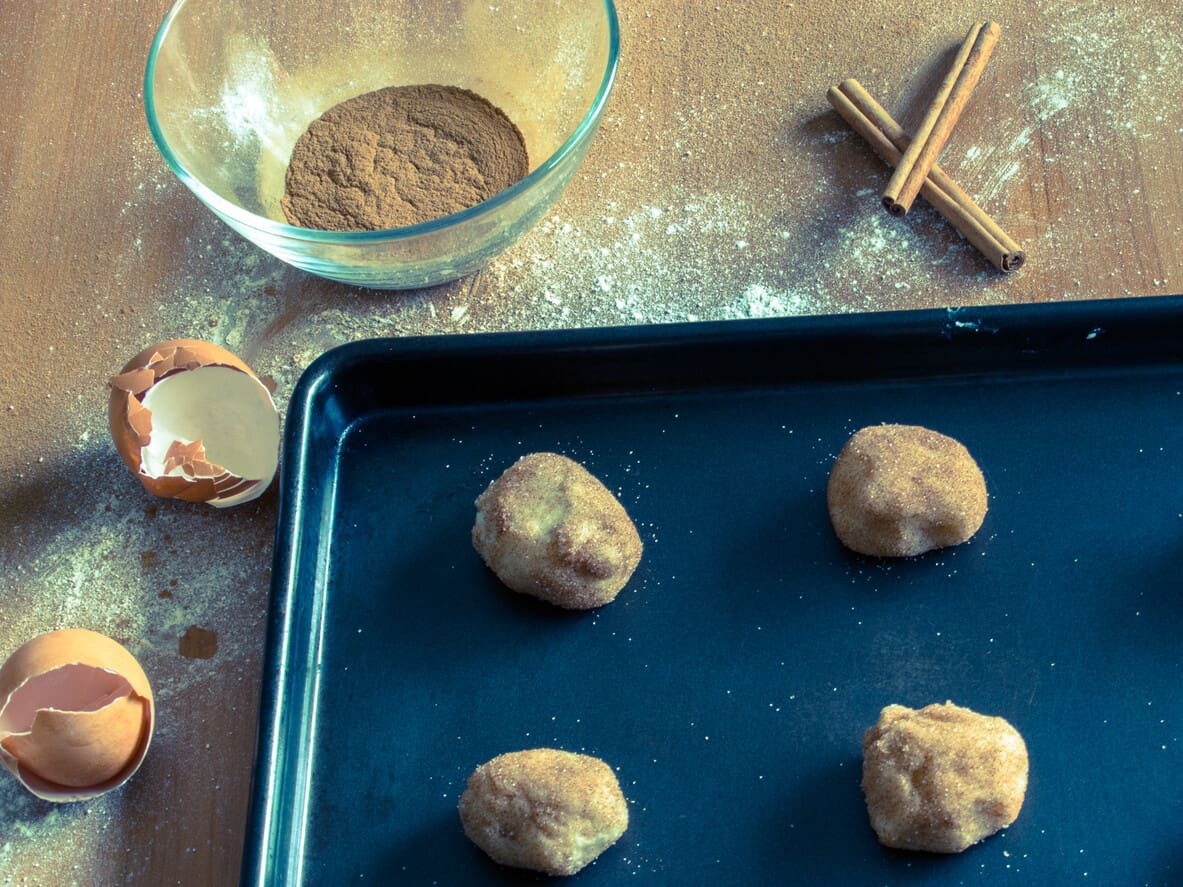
281,84 -> 529,231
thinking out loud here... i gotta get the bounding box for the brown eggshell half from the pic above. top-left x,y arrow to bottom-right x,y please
0,629 -> 155,802
4,697 -> 146,788
108,338 -> 279,507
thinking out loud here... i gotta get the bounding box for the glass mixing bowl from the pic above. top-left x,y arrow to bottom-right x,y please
145,0 -> 619,289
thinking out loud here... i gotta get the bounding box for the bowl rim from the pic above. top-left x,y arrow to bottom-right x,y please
143,0 -> 620,244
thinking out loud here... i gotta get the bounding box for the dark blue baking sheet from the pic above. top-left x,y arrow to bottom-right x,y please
243,297 -> 1183,886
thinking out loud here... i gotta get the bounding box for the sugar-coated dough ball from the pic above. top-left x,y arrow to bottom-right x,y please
861,701 -> 1028,853
827,424 -> 987,557
472,452 -> 643,609
459,748 -> 629,876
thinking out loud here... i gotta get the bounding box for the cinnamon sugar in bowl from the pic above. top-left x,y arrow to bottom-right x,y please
145,0 -> 619,289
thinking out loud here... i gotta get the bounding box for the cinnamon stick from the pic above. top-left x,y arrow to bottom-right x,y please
828,79 -> 1024,272
882,21 -> 1000,217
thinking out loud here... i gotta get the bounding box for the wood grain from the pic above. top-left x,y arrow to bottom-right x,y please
1,2 -> 1180,884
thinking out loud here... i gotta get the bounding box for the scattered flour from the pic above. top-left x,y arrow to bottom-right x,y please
3,1 -> 1180,883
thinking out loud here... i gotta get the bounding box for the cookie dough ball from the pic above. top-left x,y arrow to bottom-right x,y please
861,701 -> 1028,853
459,748 -> 629,876
827,424 -> 987,557
472,452 -> 643,609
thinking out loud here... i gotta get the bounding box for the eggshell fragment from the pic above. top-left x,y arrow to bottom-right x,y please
0,629 -> 155,802
108,339 -> 279,507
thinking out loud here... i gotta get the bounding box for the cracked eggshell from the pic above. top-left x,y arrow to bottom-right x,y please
0,629 -> 155,802
108,339 -> 279,507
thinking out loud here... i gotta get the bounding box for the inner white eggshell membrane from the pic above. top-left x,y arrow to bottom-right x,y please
140,365 -> 280,498
0,665 -> 134,730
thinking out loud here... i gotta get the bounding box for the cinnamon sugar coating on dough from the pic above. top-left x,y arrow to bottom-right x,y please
459,748 -> 629,876
861,702 -> 1028,853
827,424 -> 987,557
472,452 -> 643,609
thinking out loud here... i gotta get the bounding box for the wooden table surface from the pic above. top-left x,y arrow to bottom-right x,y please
1,1 -> 1180,884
